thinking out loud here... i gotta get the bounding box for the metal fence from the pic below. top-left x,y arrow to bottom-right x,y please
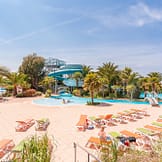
73,142 -> 101,162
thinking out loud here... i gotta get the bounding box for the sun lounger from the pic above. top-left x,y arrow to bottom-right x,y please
157,118 -> 162,122
119,130 -> 155,151
152,122 -> 162,128
108,131 -> 121,138
15,119 -> 35,132
76,115 -> 87,131
136,128 -> 156,136
144,125 -> 162,133
120,130 -> 141,138
130,109 -> 150,116
0,139 -> 15,159
35,118 -> 50,131
85,136 -> 112,150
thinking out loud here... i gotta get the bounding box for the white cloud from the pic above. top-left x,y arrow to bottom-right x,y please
82,2 -> 162,28
129,2 -> 162,26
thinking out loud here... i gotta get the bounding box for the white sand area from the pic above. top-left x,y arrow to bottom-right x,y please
0,97 -> 161,162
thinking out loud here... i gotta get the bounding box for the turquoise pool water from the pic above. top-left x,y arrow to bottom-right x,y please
33,95 -> 162,106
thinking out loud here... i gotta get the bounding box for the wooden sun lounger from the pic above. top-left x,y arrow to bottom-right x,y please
157,118 -> 162,122
35,118 -> 50,131
104,114 -> 113,120
0,139 -> 15,159
144,125 -> 162,133
15,119 -> 35,132
120,130 -> 141,138
136,128 -> 157,136
85,136 -> 112,150
108,131 -> 121,138
130,109 -> 150,116
76,115 -> 87,131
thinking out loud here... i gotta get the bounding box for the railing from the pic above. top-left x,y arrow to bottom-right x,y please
73,142 -> 101,162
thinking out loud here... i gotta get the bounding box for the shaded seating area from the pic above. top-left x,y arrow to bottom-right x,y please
76,115 -> 87,131
0,139 -> 15,159
15,119 -> 35,132
35,118 -> 50,131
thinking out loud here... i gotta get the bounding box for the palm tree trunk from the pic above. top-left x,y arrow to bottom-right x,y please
90,91 -> 94,103
13,85 -> 17,96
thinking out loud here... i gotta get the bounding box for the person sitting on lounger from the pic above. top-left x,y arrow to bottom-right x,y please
98,126 -> 110,141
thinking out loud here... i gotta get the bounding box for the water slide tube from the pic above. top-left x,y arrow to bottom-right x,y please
48,68 -> 83,87
144,97 -> 159,106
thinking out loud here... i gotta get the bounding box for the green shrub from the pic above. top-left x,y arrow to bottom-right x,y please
12,134 -> 53,162
45,89 -> 52,97
86,101 -> 100,105
23,89 -> 36,97
72,89 -> 81,96
16,93 -> 24,97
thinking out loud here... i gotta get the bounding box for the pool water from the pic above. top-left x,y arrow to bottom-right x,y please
33,95 -> 162,106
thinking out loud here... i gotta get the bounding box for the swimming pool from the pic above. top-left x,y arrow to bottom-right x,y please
33,95 -> 162,106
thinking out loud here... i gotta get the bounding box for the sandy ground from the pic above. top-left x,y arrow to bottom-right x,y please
0,97 -> 161,162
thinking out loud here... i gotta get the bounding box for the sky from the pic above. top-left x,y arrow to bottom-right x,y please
0,0 -> 162,76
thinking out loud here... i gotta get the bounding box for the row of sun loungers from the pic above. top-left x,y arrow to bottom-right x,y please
15,118 -> 50,132
85,115 -> 162,152
85,130 -> 153,151
76,109 -> 150,131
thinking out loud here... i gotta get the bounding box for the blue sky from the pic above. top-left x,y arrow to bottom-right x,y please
0,0 -> 162,76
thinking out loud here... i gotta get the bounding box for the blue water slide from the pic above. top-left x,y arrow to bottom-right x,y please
48,68 -> 83,87
63,78 -> 83,87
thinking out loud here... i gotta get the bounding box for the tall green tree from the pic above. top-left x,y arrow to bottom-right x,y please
147,72 -> 162,93
0,66 -> 10,77
73,72 -> 82,87
19,53 -> 45,90
83,72 -> 101,103
39,76 -> 55,92
97,62 -> 118,96
120,67 -> 140,96
82,65 -> 92,78
126,84 -> 136,100
7,72 -> 29,96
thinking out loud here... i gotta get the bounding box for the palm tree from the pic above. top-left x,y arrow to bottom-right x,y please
120,67 -> 140,97
126,84 -> 136,100
7,72 -> 30,96
39,76 -> 55,93
83,72 -> 101,104
72,72 -> 82,88
82,65 -> 92,78
147,72 -> 162,93
0,66 -> 10,78
0,76 -> 6,87
97,62 -> 118,96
